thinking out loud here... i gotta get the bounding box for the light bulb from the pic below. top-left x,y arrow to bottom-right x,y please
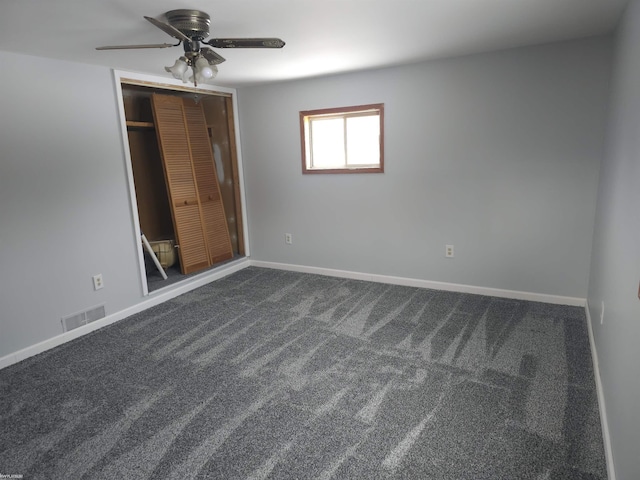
195,57 -> 213,78
200,66 -> 214,79
187,58 -> 219,86
164,57 -> 188,81
194,57 -> 218,83
196,68 -> 218,84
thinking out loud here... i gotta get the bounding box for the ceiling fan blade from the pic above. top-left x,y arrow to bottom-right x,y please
96,43 -> 177,50
144,16 -> 191,42
206,38 -> 285,49
201,47 -> 226,65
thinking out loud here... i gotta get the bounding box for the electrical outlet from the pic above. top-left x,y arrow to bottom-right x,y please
93,274 -> 104,291
445,245 -> 454,258
600,301 -> 605,325
285,233 -> 293,245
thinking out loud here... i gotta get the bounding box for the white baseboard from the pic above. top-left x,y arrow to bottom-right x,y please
0,258 -> 251,371
1,257 -> 586,372
584,303 -> 616,480
250,260 -> 586,307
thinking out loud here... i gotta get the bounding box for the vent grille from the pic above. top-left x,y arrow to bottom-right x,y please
62,305 -> 106,332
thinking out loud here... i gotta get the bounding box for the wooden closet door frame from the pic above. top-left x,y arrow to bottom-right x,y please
113,70 -> 250,296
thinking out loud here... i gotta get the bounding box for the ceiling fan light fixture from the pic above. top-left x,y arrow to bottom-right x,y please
96,10 -> 285,87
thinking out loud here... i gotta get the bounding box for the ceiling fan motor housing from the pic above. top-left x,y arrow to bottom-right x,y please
166,9 -> 211,40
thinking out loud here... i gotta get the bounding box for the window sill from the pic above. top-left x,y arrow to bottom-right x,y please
303,166 -> 383,174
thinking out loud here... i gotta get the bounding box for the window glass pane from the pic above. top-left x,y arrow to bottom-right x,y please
310,117 -> 345,168
346,115 -> 379,165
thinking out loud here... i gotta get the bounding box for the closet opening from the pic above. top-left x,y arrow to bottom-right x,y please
120,80 -> 245,293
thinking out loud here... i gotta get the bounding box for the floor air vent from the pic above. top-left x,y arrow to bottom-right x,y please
62,305 -> 106,332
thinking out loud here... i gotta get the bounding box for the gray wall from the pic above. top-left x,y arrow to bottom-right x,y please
237,37 -> 612,298
0,51 -> 143,357
588,2 -> 640,478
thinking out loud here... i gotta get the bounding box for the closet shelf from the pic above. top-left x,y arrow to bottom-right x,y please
126,121 -> 155,128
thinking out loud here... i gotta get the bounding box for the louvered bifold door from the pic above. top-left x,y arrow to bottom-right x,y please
182,98 -> 234,265
151,94 -> 210,274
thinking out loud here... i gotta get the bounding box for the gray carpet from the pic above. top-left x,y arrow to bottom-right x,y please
0,267 -> 607,479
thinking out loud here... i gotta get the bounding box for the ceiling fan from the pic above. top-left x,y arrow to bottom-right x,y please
96,9 -> 285,86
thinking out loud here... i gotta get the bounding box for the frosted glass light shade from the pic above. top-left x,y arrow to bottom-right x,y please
189,57 -> 218,85
195,57 -> 216,79
164,57 -> 188,81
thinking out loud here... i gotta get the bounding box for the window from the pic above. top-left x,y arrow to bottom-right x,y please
300,103 -> 384,174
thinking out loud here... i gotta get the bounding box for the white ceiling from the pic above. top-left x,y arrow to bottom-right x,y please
0,0 -> 629,87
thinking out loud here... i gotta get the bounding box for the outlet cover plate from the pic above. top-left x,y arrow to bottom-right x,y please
92,274 -> 104,290
445,245 -> 454,258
